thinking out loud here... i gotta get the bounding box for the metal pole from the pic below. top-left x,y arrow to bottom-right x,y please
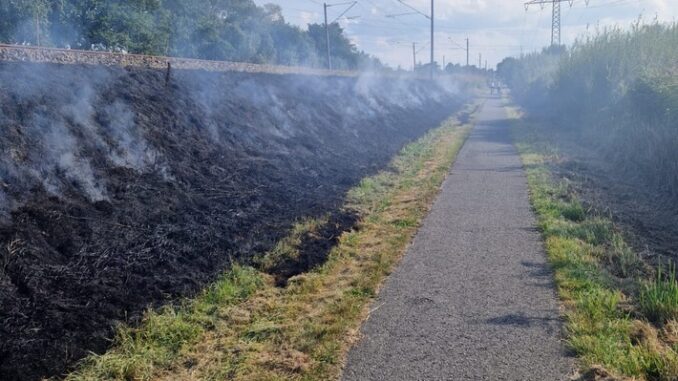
324,3 -> 332,70
35,13 -> 40,46
412,42 -> 416,71
466,38 -> 469,66
430,0 -> 434,78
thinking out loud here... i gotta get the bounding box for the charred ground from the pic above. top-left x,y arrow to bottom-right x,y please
0,62 -> 465,380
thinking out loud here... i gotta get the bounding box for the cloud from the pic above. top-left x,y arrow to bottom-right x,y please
299,11 -> 319,24
255,0 -> 678,68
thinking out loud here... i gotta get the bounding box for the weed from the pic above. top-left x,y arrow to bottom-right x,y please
561,199 -> 585,222
640,263 -> 678,324
609,233 -> 644,278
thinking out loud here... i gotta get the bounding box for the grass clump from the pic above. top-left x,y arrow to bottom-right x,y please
66,107 -> 475,381
561,199 -> 585,222
511,107 -> 678,380
640,264 -> 678,324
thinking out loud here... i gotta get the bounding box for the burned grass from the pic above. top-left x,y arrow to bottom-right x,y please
0,61 -> 468,380
63,108 -> 474,381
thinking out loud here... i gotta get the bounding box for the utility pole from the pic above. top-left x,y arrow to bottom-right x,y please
442,55 -> 445,69
389,1 -> 432,76
324,3 -> 331,69
35,13 -> 41,46
485,60 -> 487,71
466,38 -> 469,66
448,37 -> 468,70
412,42 -> 416,71
478,53 -> 481,68
323,1 -> 358,70
524,0 -> 590,46
430,0 -> 434,79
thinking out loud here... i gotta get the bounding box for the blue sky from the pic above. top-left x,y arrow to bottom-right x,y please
252,0 -> 678,69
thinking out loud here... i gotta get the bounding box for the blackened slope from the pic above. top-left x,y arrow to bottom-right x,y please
0,62 -> 464,380
342,97 -> 572,380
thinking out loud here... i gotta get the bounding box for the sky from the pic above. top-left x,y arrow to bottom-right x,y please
252,0 -> 678,69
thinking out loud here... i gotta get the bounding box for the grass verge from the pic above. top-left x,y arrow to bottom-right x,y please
64,107 -> 475,381
509,106 -> 678,380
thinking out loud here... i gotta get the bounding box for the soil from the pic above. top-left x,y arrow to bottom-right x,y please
0,62 -> 465,380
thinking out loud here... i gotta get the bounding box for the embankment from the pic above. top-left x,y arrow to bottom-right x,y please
0,60 -> 466,380
0,43 -> 355,76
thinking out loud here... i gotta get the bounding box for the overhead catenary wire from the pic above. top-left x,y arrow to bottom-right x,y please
331,1 -> 358,23
394,0 -> 430,19
275,0 -> 670,70
386,0 -> 434,76
323,1 -> 359,69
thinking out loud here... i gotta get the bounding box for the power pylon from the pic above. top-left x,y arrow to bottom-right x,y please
524,0 -> 589,46
551,0 -> 561,45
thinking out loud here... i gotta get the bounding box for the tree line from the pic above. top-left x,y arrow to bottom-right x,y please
496,23 -> 678,197
0,0 -> 381,69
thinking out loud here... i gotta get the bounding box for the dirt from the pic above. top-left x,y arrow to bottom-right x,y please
574,366 -> 628,381
0,62 -> 466,380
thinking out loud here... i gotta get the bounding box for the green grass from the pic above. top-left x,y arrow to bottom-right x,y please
67,265 -> 264,381
65,106 -> 475,381
510,107 -> 678,380
640,264 -> 678,324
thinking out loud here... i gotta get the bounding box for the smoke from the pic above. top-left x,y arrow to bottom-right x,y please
102,100 -> 157,170
0,62 -> 167,210
36,115 -> 107,201
0,57 -> 469,218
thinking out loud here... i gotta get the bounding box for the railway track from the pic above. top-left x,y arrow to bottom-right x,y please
0,43 -> 357,76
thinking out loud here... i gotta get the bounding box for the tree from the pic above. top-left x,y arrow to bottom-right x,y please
0,0 -> 382,69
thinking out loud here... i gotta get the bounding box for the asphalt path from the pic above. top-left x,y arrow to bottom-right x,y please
342,97 -> 572,380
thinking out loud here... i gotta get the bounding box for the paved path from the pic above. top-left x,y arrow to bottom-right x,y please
342,97 -> 572,380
